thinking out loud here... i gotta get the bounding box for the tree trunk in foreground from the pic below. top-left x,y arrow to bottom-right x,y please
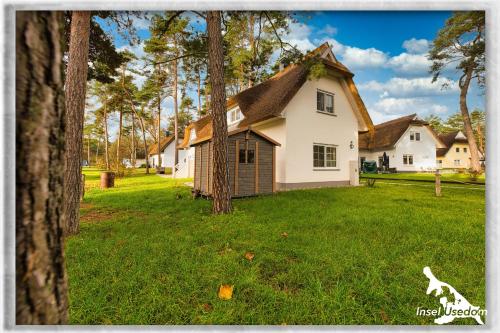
63,11 -> 91,236
207,11 -> 232,214
459,69 -> 482,172
173,56 -> 179,168
16,11 -> 68,324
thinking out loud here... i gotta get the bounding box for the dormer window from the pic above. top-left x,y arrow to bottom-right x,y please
227,107 -> 243,125
317,90 -> 335,115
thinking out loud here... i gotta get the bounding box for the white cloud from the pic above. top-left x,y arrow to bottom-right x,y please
318,24 -> 338,36
402,38 -> 430,54
342,46 -> 388,69
370,97 -> 449,123
386,52 -> 432,75
359,77 -> 458,97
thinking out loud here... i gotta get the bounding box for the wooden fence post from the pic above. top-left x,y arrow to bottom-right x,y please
435,169 -> 441,197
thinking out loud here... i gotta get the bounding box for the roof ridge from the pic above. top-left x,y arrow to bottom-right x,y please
374,113 -> 416,128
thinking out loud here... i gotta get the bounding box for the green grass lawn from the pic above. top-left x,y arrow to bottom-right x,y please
361,172 -> 485,184
66,168 -> 485,325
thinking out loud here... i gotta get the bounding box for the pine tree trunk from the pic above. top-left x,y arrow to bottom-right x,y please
87,134 -> 91,166
103,101 -> 110,170
173,57 -> 179,167
16,11 -> 68,324
157,93 -> 161,168
95,137 -> 100,165
207,11 -> 232,214
131,112 -> 136,167
197,71 -> 202,117
248,13 -> 255,88
63,11 -> 91,236
459,69 -> 482,172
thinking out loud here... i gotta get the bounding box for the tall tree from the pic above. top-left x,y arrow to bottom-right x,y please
16,11 -> 68,324
429,11 -> 485,172
63,11 -> 91,236
207,11 -> 232,214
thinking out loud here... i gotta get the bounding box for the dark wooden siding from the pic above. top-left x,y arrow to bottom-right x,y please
194,130 -> 276,197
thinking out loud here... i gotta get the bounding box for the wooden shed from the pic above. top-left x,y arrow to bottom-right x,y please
192,127 -> 280,198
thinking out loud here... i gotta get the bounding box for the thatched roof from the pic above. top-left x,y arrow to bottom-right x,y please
148,135 -> 175,155
436,131 -> 468,157
179,43 -> 373,148
359,114 -> 441,151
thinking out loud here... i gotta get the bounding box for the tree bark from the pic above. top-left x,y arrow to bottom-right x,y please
16,10 -> 68,324
87,133 -> 91,166
173,56 -> 179,168
116,106 -> 123,171
131,112 -> 136,167
197,70 -> 202,117
207,11 -> 232,214
156,64 -> 162,168
63,11 -> 91,236
459,69 -> 482,172
103,100 -> 110,170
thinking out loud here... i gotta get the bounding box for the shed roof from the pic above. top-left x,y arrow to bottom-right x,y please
190,126 -> 281,147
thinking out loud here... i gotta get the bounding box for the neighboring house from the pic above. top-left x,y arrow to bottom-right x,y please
122,158 -> 147,168
359,114 -> 445,172
148,135 -> 186,170
179,42 -> 374,191
436,131 -> 475,169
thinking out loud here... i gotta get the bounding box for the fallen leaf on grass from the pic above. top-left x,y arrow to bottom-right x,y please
281,232 -> 288,238
380,309 -> 390,323
218,284 -> 234,300
202,303 -> 213,312
244,252 -> 255,261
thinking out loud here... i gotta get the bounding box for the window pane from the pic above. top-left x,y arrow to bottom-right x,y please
410,132 -> 414,140
409,155 -> 413,165
325,94 -> 334,113
239,149 -> 246,163
313,145 -> 324,167
416,132 -> 420,141
403,155 -> 407,165
247,149 -> 254,163
326,146 -> 336,167
317,91 -> 324,111
464,147 -> 467,152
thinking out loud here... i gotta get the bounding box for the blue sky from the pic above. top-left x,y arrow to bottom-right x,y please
95,11 -> 485,132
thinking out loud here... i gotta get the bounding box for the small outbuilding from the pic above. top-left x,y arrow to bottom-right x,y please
192,127 -> 280,198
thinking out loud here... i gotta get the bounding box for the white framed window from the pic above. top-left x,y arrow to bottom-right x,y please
437,159 -> 443,167
227,108 -> 243,125
403,154 -> 413,165
456,147 -> 460,153
313,144 -> 337,168
410,131 -> 420,141
463,147 -> 468,153
454,159 -> 461,166
317,90 -> 335,114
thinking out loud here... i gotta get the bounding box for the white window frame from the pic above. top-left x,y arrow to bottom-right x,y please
316,90 -> 335,115
403,154 -> 413,165
313,144 -> 338,169
463,147 -> 468,153
454,159 -> 461,166
227,108 -> 243,125
410,131 -> 420,141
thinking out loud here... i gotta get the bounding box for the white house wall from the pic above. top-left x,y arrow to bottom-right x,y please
254,75 -> 360,189
360,125 -> 438,172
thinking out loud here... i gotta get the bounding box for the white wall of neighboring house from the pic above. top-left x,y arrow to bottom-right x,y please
254,75 -> 360,188
359,125 -> 439,172
149,139 -> 185,169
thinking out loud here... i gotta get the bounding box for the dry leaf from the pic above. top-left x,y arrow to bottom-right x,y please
281,232 -> 288,238
380,309 -> 390,323
218,284 -> 234,300
202,303 -> 213,312
244,252 -> 255,261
